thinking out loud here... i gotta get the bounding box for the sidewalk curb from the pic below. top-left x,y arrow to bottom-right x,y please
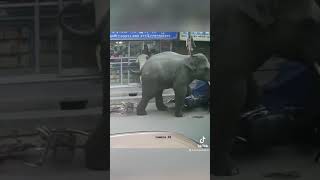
110,94 -> 175,104
0,108 -> 101,130
0,75 -> 101,85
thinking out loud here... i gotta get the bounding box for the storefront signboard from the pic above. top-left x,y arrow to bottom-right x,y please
110,32 -> 178,40
179,32 -> 210,41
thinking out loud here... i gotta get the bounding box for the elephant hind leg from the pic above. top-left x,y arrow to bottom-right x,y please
136,84 -> 157,115
137,95 -> 153,115
155,90 -> 168,111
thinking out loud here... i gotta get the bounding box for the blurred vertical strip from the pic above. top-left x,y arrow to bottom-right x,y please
85,0 -> 110,172
110,0 -> 210,32
210,0 -> 214,178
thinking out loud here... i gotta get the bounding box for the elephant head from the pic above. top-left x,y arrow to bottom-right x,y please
297,3 -> 320,75
58,0 -> 108,38
239,0 -> 316,28
302,20 -> 320,75
185,53 -> 210,82
239,0 -> 320,73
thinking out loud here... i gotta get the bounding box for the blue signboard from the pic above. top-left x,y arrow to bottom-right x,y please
110,32 -> 178,40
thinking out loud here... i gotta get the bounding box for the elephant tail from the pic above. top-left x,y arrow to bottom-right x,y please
129,69 -> 141,75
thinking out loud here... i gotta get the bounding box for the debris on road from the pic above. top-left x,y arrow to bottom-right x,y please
110,102 -> 135,114
263,170 -> 301,179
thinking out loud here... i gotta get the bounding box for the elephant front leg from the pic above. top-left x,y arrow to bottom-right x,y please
173,86 -> 187,117
186,85 -> 192,96
155,90 -> 168,111
212,77 -> 247,176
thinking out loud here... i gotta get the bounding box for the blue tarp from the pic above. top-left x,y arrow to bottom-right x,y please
184,61 -> 320,111
261,61 -> 319,112
185,80 -> 210,108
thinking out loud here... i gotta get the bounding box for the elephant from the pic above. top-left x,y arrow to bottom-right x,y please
136,51 -> 210,117
58,0 -> 108,171
130,53 -> 193,95
134,54 -> 149,85
212,0 -> 320,176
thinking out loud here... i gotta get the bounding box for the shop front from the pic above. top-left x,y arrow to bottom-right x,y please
110,32 -> 178,87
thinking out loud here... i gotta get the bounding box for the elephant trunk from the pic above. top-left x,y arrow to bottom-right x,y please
129,69 -> 141,75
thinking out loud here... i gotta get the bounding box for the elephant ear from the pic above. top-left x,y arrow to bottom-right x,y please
184,54 -> 201,72
316,0 -> 320,7
313,0 -> 320,21
239,0 -> 276,27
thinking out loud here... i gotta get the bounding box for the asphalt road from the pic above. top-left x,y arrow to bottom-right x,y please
110,102 -> 210,180
0,149 -> 106,180
110,103 -> 320,180
111,102 -> 211,145
0,102 -> 319,179
213,145 -> 320,180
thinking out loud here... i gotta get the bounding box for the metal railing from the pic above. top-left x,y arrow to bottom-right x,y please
110,57 -> 140,86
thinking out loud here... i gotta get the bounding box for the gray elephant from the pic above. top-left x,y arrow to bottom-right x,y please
213,0 -> 320,176
58,0 -> 108,171
136,51 -> 210,117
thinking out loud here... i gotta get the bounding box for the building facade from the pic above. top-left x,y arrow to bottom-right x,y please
109,32 -> 210,87
0,0 -> 99,78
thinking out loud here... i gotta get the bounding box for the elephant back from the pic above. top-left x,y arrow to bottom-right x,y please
141,52 -> 186,78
